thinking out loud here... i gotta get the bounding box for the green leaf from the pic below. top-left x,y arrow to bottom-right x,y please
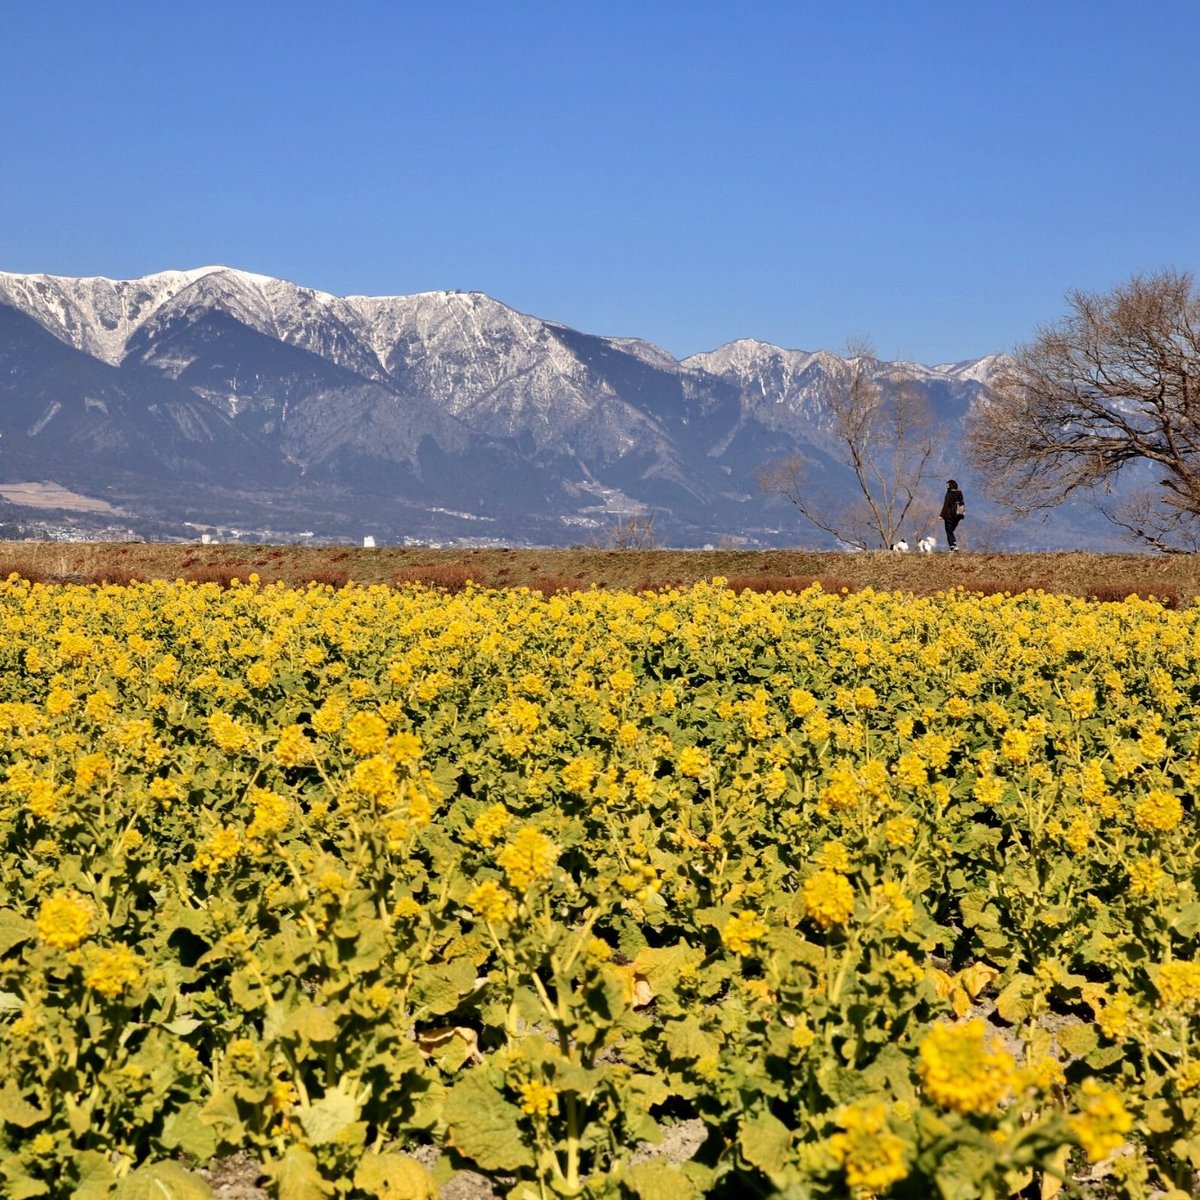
1085,1044 -> 1126,1070
159,1104 -> 218,1161
738,1111 -> 792,1177
411,958 -> 477,1016
444,1067 -> 536,1172
626,1160 -> 698,1200
70,1152 -> 118,1200
1055,1021 -> 1099,1060
114,1162 -> 214,1200
761,926 -> 822,967
343,917 -> 390,972
1171,902 -> 1200,937
353,1153 -> 436,1199
934,1144 -> 996,1200
199,1089 -> 244,1142
2,1163 -> 50,1200
0,1080 -> 48,1128
262,1146 -> 333,1200
296,1087 -> 360,1144
994,974 -> 1036,1024
664,1016 -> 719,1063
0,910 -> 36,956
163,1016 -> 203,1036
282,1002 -> 339,1043
959,892 -> 1001,931
1170,1135 -> 1200,1170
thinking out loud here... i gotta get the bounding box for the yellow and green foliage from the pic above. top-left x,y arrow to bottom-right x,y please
0,574 -> 1198,1198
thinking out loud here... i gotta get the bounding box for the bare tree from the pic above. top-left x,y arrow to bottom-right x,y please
756,339 -> 938,549
966,269 -> 1200,551
595,511 -> 661,550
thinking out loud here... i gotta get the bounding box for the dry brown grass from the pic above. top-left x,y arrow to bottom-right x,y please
0,542 -> 1198,605
527,575 -> 580,596
0,559 -> 51,584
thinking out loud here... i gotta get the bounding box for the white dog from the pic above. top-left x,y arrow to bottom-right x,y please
891,539 -> 910,552
918,536 -> 936,553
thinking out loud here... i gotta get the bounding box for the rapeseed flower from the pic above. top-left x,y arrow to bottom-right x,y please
466,880 -> 515,924
1068,1079 -> 1132,1162
344,711 -> 389,756
828,1102 -> 909,1194
469,803 -> 513,847
1156,960 -> 1200,1010
721,910 -> 769,955
1134,789 -> 1183,832
918,1020 -> 1017,1115
85,943 -> 143,998
802,870 -> 856,928
517,1080 -> 558,1118
37,891 -> 95,949
496,828 -> 558,891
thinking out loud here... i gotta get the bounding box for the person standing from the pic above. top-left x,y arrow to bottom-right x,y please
940,479 -> 965,551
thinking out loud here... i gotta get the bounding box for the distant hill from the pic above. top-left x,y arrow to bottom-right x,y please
0,266 -> 1111,547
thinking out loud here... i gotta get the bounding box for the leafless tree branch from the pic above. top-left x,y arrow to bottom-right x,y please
757,340 -> 940,548
966,269 -> 1200,550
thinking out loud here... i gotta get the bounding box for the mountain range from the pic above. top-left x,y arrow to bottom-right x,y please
0,266 -> 1099,547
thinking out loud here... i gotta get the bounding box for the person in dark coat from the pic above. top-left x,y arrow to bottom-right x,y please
940,479 -> 965,551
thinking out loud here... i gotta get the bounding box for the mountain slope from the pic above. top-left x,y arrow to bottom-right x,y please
0,265 -> 1049,547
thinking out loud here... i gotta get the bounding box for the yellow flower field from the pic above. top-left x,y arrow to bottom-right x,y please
1,574 -> 1198,1198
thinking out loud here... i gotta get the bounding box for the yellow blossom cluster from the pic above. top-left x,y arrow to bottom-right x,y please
1,573 -> 1198,1194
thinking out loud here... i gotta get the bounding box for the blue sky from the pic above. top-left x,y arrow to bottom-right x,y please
3,1 -> 1197,364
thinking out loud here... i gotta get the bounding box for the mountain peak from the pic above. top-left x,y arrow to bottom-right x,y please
0,263 -> 1029,549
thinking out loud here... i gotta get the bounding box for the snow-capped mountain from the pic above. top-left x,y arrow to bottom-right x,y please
0,265 -> 1020,546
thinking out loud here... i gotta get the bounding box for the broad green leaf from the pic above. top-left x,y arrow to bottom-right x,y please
262,1146 -> 333,1200
1170,1135 -> 1200,1170
199,1090 -> 244,1142
0,910 -> 36,956
995,975 -> 1036,1024
958,892 -> 1001,931
444,1068 -> 535,1172
738,1111 -> 792,1177
282,1002 -> 339,1043
62,1094 -> 91,1138
296,1087 -> 359,1144
761,925 -> 822,967
114,1162 -> 214,1200
159,1104 -> 218,1161
664,1016 -> 719,1062
626,1160 -> 698,1200
411,958 -> 477,1016
0,1081 -> 48,1128
1171,902 -> 1200,937
163,1016 -> 203,1036
1055,1021 -> 1099,1060
70,1152 -> 118,1200
934,1145 -> 996,1200
343,917 -> 389,972
1085,1044 -> 1125,1070
353,1153 -> 436,1199
2,1156 -> 51,1200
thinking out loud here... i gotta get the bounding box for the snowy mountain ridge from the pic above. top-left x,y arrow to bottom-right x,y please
0,265 -> 1041,547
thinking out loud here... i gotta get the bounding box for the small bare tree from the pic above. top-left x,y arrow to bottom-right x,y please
966,269 -> 1200,551
756,339 -> 938,549
596,511 -> 661,550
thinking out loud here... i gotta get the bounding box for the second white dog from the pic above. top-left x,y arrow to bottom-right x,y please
918,536 -> 936,553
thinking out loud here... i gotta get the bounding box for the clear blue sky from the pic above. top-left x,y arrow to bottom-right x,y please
3,1 -> 1198,364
